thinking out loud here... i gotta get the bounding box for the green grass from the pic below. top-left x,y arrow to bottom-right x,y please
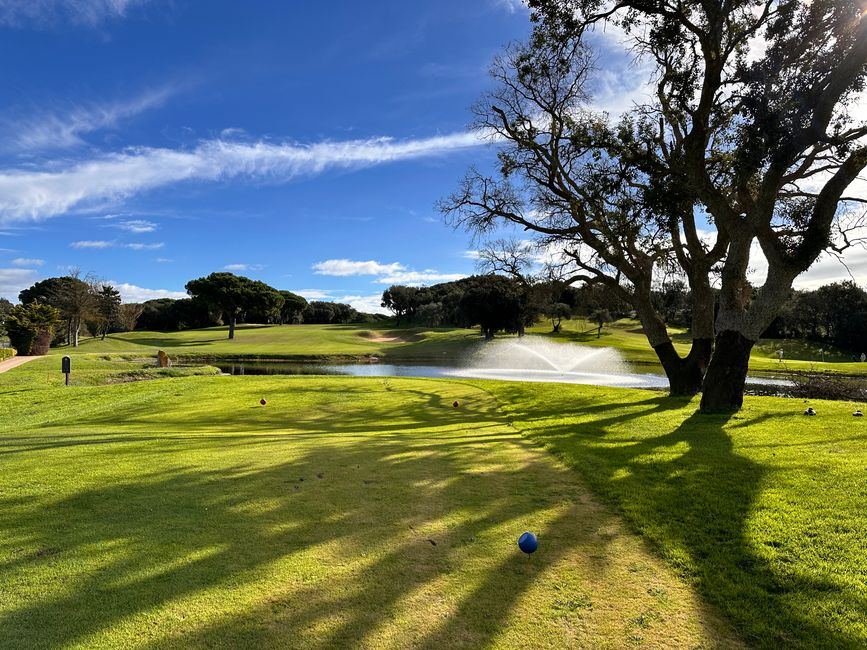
55,324 -> 481,363
56,320 -> 867,376
528,318 -> 867,375
486,382 -> 867,649
0,366 -> 737,649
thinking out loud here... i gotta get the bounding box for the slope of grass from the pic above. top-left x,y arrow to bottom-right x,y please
488,382 -> 867,649
528,318 -> 867,375
0,369 -> 736,649
57,324 -> 481,363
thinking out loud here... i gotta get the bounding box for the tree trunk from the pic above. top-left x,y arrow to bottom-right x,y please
228,317 -> 236,340
700,330 -> 755,412
72,318 -> 80,348
596,324 -> 602,338
653,338 -> 713,396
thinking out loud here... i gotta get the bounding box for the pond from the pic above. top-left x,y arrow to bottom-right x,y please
213,360 -> 794,393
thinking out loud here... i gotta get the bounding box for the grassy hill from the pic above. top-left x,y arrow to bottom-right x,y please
48,318 -> 867,375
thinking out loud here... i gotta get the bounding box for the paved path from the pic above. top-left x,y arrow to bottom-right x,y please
0,355 -> 39,373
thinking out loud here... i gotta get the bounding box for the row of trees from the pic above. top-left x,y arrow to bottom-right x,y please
1,271 -> 388,350
442,0 -> 867,410
381,275 -> 625,338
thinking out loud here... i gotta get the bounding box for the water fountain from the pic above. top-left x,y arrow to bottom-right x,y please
448,337 -> 666,388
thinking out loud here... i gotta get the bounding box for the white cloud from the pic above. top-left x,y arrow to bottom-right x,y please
0,267 -> 38,301
70,240 -> 163,250
10,257 -> 44,266
493,0 -> 526,13
155,257 -> 173,263
70,240 -> 113,249
108,281 -> 186,303
0,0 -> 152,27
0,131 -> 484,225
111,219 -> 158,233
377,270 -> 466,285
313,259 -> 406,276
2,87 -> 173,153
292,289 -> 334,300
341,294 -> 389,314
223,263 -> 265,272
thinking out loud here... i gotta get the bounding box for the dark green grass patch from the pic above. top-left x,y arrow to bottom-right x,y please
487,382 -> 867,649
0,373 -> 734,649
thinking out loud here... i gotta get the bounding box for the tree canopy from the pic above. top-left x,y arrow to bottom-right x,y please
444,0 -> 867,410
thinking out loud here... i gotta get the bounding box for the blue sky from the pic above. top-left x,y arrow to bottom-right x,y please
0,0 -> 542,311
1,0 -> 861,312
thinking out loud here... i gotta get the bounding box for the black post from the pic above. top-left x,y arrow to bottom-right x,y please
61,356 -> 71,386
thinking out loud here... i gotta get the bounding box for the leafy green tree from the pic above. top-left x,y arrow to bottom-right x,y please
381,286 -> 419,325
0,297 -> 12,338
589,308 -> 612,339
278,291 -> 308,324
523,0 -> 867,411
5,303 -> 62,355
185,273 -> 283,339
19,273 -> 94,347
458,275 -> 525,339
94,285 -> 122,340
545,302 -> 571,333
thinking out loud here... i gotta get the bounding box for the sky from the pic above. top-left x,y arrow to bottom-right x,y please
0,0 -> 864,313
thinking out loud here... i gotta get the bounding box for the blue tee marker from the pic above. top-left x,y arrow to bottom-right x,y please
518,532 -> 538,556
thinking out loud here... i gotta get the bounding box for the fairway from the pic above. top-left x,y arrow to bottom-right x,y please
58,321 -> 867,376
0,372 -> 736,649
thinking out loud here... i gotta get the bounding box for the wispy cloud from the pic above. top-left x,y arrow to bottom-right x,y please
376,270 -> 465,285
341,294 -> 389,314
492,0 -> 526,14
223,263 -> 265,272
0,267 -> 38,301
291,289 -> 334,300
109,219 -> 158,233
2,87 -> 174,153
0,0 -> 153,27
313,259 -> 405,276
10,257 -> 44,266
70,240 -> 163,250
0,131 -> 484,225
70,240 -> 113,249
108,281 -> 186,302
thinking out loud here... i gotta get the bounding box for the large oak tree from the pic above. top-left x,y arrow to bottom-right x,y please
446,0 -> 867,410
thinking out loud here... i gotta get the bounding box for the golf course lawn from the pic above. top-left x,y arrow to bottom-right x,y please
1,358 -> 865,648
0,368 -> 738,649
54,319 -> 867,376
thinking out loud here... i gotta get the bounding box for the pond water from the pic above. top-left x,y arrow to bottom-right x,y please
213,338 -> 793,393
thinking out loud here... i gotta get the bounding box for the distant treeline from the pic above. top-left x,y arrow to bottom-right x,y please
379,275 -> 630,338
647,279 -> 867,352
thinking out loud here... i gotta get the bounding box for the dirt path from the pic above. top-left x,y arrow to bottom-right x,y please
0,356 -> 39,373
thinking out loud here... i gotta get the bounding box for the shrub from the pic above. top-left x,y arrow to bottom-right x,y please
0,348 -> 15,362
5,303 -> 61,355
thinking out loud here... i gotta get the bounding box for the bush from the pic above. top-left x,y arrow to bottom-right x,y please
5,303 -> 61,355
0,348 -> 15,362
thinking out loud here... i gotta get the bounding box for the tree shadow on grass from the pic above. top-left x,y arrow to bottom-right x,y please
0,378 -> 734,649
496,385 -> 866,649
